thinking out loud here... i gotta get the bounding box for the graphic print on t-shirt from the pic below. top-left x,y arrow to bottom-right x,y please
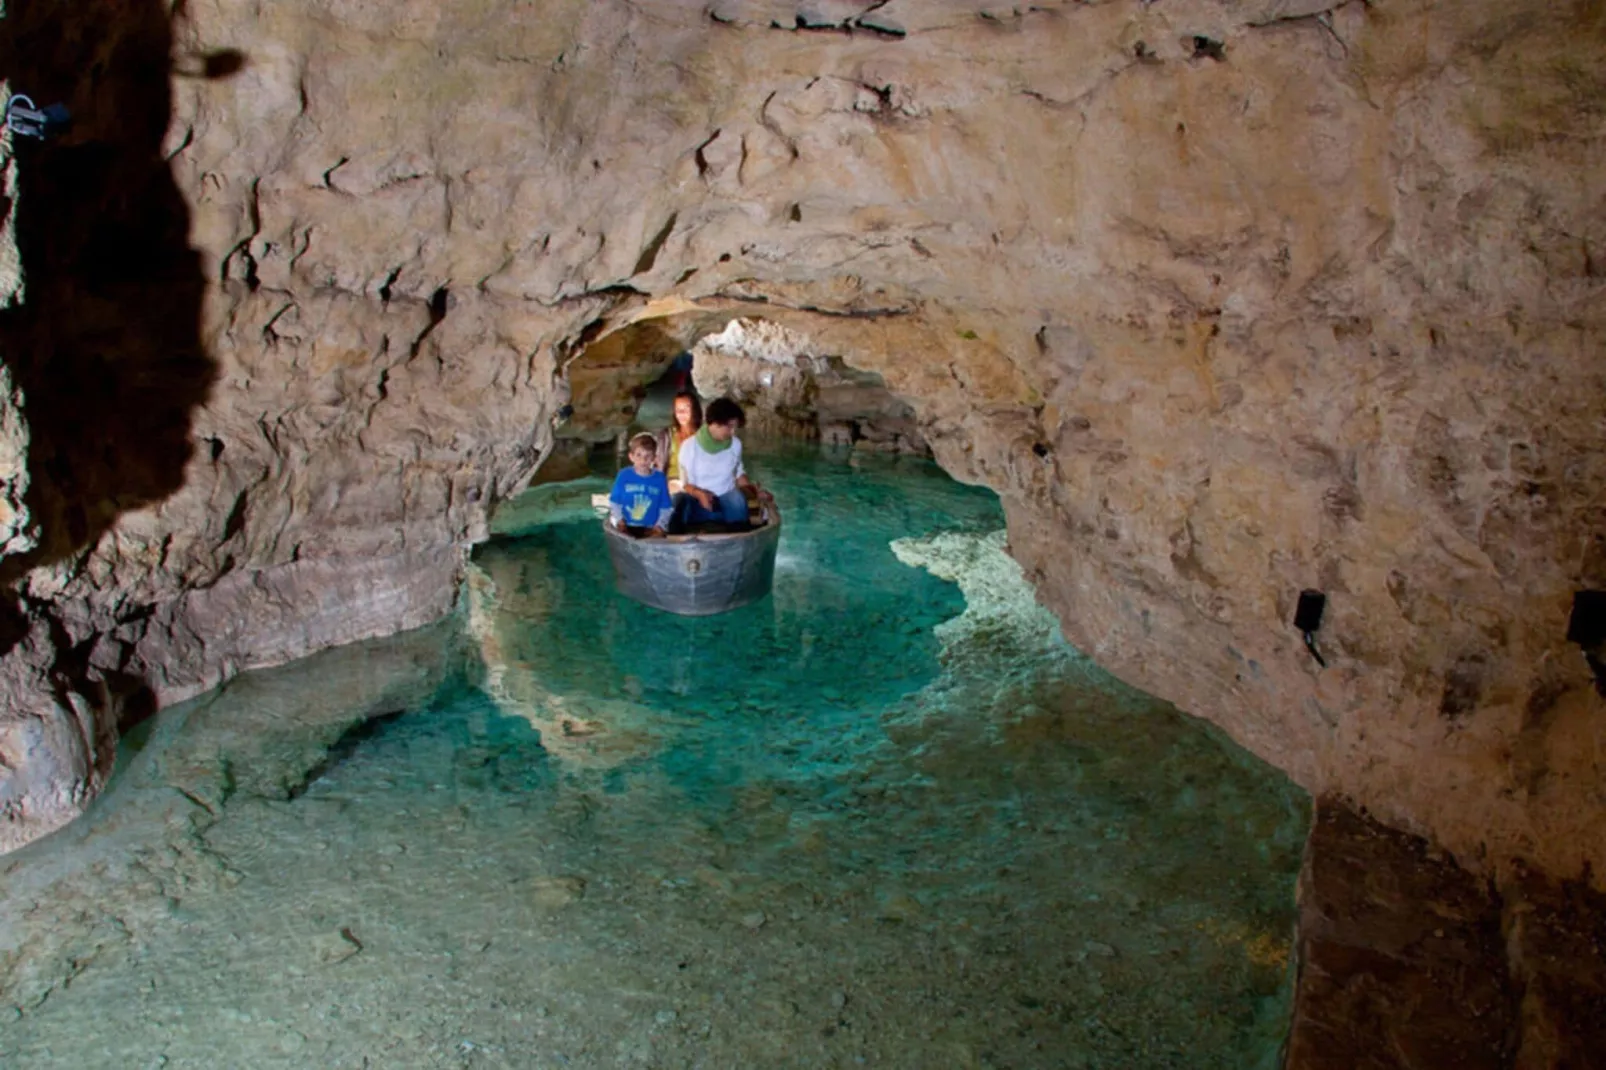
610,470 -> 672,527
623,483 -> 654,522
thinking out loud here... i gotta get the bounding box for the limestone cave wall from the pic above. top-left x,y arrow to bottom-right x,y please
0,0 -> 1602,882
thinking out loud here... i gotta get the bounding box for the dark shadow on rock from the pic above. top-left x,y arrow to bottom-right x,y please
173,48 -> 248,80
564,319 -> 693,439
0,0 -> 218,597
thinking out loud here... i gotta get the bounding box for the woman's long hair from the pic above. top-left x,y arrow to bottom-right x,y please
671,390 -> 703,435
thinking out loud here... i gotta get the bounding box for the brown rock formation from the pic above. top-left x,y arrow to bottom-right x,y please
1287,800 -> 1606,1069
0,0 -> 1602,909
691,318 -> 928,450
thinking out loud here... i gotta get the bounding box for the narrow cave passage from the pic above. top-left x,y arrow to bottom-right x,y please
0,442 -> 1309,1069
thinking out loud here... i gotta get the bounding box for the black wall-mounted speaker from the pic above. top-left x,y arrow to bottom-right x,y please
1567,590 -> 1606,649
1294,590 -> 1326,634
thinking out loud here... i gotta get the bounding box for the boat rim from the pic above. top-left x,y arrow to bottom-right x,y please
599,500 -> 782,544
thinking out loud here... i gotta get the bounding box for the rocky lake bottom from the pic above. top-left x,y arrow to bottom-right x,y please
0,446 -> 1309,1068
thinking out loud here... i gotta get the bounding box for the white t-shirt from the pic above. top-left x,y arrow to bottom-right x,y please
678,435 -> 745,496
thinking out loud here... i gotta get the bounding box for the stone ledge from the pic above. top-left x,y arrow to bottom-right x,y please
136,545 -> 467,705
0,545 -> 466,854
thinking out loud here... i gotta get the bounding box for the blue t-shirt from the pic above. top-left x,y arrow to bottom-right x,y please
609,467 -> 673,529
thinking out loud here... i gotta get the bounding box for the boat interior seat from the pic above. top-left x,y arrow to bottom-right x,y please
676,514 -> 769,536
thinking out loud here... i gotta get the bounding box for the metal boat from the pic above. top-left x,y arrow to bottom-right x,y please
602,501 -> 781,616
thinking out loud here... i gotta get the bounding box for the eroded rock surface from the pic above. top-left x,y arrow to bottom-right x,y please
1288,801 -> 1606,1069
692,318 -> 927,450
1288,802 -> 1512,1069
0,0 -> 1601,902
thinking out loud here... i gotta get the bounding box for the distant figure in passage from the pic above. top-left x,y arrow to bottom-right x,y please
608,433 -> 673,537
672,397 -> 763,532
654,389 -> 702,494
666,350 -> 694,390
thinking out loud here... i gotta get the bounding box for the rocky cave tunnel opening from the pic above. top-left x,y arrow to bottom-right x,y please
533,312 -> 932,486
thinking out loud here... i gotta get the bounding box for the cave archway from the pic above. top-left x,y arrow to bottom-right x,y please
544,306 -> 952,483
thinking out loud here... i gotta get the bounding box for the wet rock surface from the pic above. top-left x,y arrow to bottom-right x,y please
1504,869 -> 1606,1070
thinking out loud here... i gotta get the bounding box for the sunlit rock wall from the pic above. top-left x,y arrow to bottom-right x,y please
0,0 -> 1602,879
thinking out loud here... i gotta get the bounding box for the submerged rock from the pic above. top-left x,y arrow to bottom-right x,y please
311,928 -> 363,966
525,875 -> 588,910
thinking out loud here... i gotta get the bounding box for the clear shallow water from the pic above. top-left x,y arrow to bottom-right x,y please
473,448 -> 995,798
0,446 -> 1308,1069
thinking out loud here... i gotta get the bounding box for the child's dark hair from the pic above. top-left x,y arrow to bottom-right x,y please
672,390 -> 703,430
629,431 -> 658,453
705,397 -> 745,426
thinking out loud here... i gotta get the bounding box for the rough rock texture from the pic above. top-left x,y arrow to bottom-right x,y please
1287,800 -> 1606,1069
1502,869 -> 1606,1070
0,122 -> 34,563
692,318 -> 928,450
0,0 -> 1603,899
0,85 -> 37,564
1288,801 -> 1513,1069
0,0 -> 555,846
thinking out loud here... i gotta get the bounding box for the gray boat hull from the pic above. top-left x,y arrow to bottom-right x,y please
604,508 -> 782,616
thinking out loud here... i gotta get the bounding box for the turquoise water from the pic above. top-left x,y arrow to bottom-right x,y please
0,445 -> 1308,1069
475,448 -> 996,801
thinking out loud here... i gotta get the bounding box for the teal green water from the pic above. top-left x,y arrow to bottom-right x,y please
0,445 -> 1309,1070
475,448 -> 997,801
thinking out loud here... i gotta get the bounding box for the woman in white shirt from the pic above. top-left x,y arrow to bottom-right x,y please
671,397 -> 763,531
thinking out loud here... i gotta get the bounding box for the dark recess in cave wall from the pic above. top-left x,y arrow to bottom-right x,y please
0,0 -> 239,643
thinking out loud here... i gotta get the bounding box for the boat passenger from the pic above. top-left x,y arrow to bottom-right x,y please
608,433 -> 673,538
671,396 -> 763,532
654,389 -> 702,494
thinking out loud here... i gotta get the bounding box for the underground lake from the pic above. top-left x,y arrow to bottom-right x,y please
0,445 -> 1310,1069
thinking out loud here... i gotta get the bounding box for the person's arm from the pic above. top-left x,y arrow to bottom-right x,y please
732,440 -> 761,494
652,477 -> 674,532
607,474 -> 628,528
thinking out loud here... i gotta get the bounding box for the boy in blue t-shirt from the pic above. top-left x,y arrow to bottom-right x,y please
609,433 -> 673,537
